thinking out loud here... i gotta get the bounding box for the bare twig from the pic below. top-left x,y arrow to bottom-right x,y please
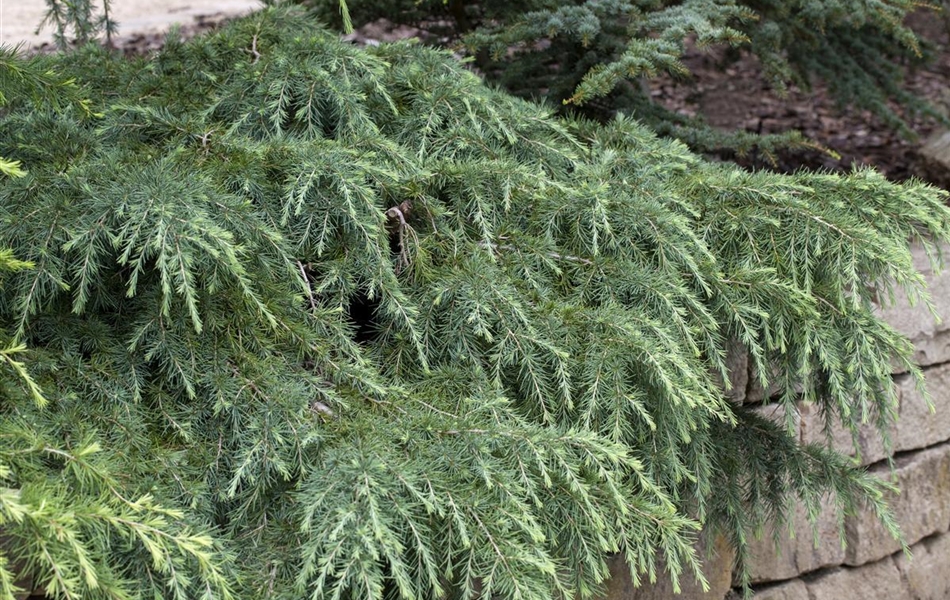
298,261 -> 318,311
199,130 -> 215,148
479,237 -> 594,266
386,202 -> 414,271
386,204 -> 408,227
249,34 -> 261,64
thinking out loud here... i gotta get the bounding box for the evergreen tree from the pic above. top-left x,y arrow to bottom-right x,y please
1,7 -> 949,598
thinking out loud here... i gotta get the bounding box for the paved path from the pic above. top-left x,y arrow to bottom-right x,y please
0,0 -> 261,48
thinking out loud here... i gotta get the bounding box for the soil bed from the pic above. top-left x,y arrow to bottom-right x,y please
646,12 -> 950,182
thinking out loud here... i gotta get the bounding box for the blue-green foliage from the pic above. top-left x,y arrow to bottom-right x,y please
39,0 -> 117,48
1,8 -> 949,599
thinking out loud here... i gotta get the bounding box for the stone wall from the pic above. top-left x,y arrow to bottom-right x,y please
601,241 -> 950,600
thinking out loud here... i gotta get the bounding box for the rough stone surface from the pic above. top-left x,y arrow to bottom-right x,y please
745,365 -> 796,404
804,558 -> 904,600
750,579 -> 809,600
844,442 -> 950,566
600,535 -> 734,600
619,240 -> 950,599
797,401 -> 879,464
1,0 -> 262,49
893,531 -> 950,600
914,130 -> 950,194
877,241 -> 950,372
757,400 -> 886,467
740,240 -> 950,398
745,498 -> 845,584
776,360 -> 950,469
724,341 -> 749,403
750,402 -> 799,436
761,399 -> 883,467
711,341 -> 750,403
893,365 -> 950,455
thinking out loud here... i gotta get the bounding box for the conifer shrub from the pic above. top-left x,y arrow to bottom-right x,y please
2,7 -> 950,599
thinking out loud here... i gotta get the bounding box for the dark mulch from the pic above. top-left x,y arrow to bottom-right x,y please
646,11 -> 950,182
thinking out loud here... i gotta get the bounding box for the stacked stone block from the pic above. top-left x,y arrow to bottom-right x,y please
601,241 -> 950,600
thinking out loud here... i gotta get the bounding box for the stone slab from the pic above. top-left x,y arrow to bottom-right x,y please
745,498 -> 845,584
750,579 -> 808,600
601,534 -> 734,600
877,241 -> 950,372
0,0 -> 263,49
804,558 -> 904,600
735,241 -> 950,399
914,130 -> 950,197
893,531 -> 950,600
779,360 -> 950,468
742,407 -> 844,584
797,401 -> 877,463
722,341 -> 749,403
749,402 -> 799,438
892,365 -> 950,455
844,442 -> 950,566
745,364 -> 794,404
755,399 -> 883,467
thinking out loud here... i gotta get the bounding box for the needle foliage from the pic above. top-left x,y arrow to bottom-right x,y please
39,0 -> 117,49
38,0 -> 944,155
1,7 -> 949,599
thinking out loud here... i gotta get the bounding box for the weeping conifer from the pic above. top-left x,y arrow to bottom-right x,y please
1,7 -> 949,599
